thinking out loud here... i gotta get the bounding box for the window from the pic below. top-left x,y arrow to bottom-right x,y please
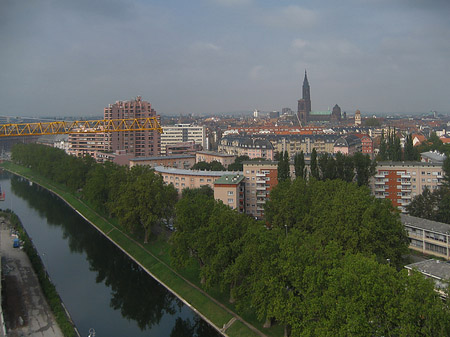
228,198 -> 234,203
200,178 -> 204,182
228,191 -> 234,196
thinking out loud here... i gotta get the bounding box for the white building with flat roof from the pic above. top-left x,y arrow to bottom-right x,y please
161,124 -> 206,155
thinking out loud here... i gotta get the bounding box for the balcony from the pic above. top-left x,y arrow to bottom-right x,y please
374,180 -> 386,185
375,174 -> 386,179
401,180 -> 411,186
256,180 -> 266,184
375,188 -> 386,192
401,174 -> 411,179
256,173 -> 266,177
256,186 -> 266,191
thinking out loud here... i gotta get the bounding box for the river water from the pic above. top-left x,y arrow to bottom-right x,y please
0,171 -> 221,337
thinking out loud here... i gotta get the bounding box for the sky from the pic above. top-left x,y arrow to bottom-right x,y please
1,0 -> 450,118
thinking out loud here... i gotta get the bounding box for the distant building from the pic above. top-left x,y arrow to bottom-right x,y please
270,134 -> 338,158
195,151 -> 236,168
68,131 -> 107,158
166,142 -> 202,155
218,136 -> 274,160
371,162 -> 444,213
354,110 -> 362,126
297,71 -> 341,125
214,174 -> 245,212
104,96 -> 161,157
160,124 -> 206,155
129,155 -> 196,169
421,151 -> 446,164
243,161 -> 278,219
333,135 -> 362,155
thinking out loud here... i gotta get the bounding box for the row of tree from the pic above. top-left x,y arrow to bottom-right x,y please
11,144 -> 176,243
171,178 -> 450,336
278,149 -> 375,186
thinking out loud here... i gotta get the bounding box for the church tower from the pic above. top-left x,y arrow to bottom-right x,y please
297,70 -> 311,125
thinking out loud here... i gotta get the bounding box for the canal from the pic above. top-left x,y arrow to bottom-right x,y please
0,171 -> 221,337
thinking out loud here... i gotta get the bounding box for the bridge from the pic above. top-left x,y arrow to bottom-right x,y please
0,117 -> 163,137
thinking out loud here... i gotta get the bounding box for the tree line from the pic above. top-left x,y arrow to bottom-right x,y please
277,149 -> 375,187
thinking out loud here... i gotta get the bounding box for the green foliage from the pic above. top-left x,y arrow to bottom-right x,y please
191,160 -> 226,171
110,166 -> 177,243
277,151 -> 290,182
404,134 -> 420,161
227,155 -> 250,171
363,117 -> 381,127
293,151 -> 306,179
309,148 -> 319,179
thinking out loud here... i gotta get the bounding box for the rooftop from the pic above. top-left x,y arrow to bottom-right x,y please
401,214 -> 450,235
154,166 -> 242,177
196,151 -> 235,157
405,259 -> 450,281
130,155 -> 195,161
214,174 -> 245,185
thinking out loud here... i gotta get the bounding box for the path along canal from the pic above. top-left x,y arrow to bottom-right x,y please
0,171 -> 221,337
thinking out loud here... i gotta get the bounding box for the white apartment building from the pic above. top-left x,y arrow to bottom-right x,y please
161,124 -> 206,155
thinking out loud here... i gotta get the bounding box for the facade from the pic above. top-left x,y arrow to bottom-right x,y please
218,137 -> 274,160
402,214 -> 450,261
68,131 -> 107,157
104,96 -> 161,157
243,161 -> 278,219
154,166 -> 236,195
297,71 -> 341,125
333,135 -> 362,155
130,155 -> 196,169
160,124 -> 206,155
166,142 -> 202,155
213,174 -> 245,212
372,162 -> 444,212
270,134 -> 338,158
354,110 -> 361,126
195,151 -> 236,168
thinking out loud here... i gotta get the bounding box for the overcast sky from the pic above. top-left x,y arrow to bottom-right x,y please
1,0 -> 449,117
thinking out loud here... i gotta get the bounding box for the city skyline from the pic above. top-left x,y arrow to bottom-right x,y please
1,0 -> 450,117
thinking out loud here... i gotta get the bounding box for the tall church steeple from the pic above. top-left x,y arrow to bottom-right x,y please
298,70 -> 312,126
302,70 -> 310,100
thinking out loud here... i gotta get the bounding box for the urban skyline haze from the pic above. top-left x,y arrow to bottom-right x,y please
1,0 -> 450,117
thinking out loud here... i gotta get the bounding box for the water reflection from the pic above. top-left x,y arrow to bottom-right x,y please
8,173 -> 220,337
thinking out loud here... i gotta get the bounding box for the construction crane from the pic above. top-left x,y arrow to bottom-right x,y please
0,117 -> 163,137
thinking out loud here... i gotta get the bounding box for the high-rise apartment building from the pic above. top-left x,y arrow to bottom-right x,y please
160,124 -> 206,155
371,161 -> 444,213
104,96 -> 160,157
243,161 -> 278,219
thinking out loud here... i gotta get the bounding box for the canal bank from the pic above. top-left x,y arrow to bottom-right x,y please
0,163 -> 272,337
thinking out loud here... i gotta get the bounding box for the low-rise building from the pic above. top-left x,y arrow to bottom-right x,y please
154,166 -> 237,195
402,214 -> 450,260
130,155 -> 196,169
372,162 -> 444,213
421,151 -> 447,164
218,137 -> 274,160
196,151 -> 236,168
333,134 -> 362,155
213,174 -> 245,212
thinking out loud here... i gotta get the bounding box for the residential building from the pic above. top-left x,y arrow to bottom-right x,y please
130,155 -> 196,169
421,151 -> 447,164
68,131 -> 107,157
218,137 -> 274,160
270,134 -> 338,158
213,174 -> 245,212
402,214 -> 450,260
104,96 -> 161,157
372,162 -> 444,212
154,166 -> 235,195
160,124 -> 206,155
196,151 -> 236,168
166,142 -> 202,155
353,134 -> 374,157
333,134 -> 362,155
243,161 -> 278,219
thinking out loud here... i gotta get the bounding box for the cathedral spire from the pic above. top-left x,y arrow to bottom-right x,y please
303,70 -> 309,86
302,69 -> 310,100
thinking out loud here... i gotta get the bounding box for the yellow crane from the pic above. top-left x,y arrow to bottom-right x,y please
0,117 -> 163,137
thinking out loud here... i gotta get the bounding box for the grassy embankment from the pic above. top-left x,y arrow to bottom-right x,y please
1,161 -> 283,337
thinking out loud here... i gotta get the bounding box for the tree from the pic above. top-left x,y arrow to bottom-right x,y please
318,153 -> 336,181
404,134 -> 420,161
405,186 -> 438,220
378,130 -> 388,161
227,155 -> 250,171
170,188 -> 215,269
111,166 -> 177,243
310,148 -> 319,179
353,152 -> 376,186
191,161 -> 225,171
277,151 -> 290,182
294,151 -> 306,179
